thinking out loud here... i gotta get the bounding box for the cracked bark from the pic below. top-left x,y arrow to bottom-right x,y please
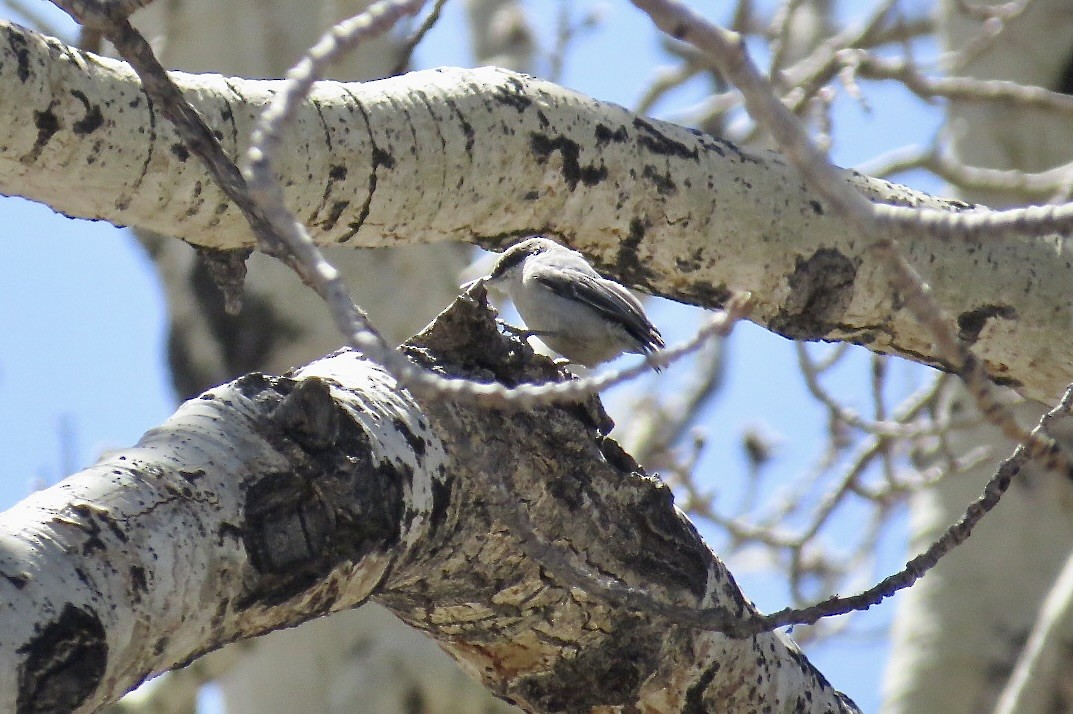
0,294 -> 858,713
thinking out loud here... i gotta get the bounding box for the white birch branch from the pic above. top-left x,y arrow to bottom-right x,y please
1,20 -> 1071,404
0,353 -> 429,711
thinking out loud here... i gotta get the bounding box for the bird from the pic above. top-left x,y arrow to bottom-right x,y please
471,237 -> 665,369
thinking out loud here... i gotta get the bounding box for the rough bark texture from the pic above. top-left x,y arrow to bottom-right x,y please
0,293 -> 859,713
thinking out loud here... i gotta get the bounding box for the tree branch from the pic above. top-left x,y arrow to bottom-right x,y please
3,20 -> 1073,403
0,294 -> 858,712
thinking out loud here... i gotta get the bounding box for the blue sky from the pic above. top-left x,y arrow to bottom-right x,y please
0,1 -> 948,711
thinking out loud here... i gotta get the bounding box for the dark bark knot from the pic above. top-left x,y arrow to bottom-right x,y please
271,377 -> 340,451
17,604 -> 107,714
237,374 -> 406,608
516,615 -> 661,711
770,248 -> 860,340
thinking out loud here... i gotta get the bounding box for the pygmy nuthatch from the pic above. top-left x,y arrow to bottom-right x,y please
473,237 -> 665,369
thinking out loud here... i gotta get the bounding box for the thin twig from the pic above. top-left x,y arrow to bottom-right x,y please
506,383 -> 1073,637
54,0 -> 738,409
630,0 -> 1073,478
241,0 -> 751,408
391,0 -> 450,76
841,49 -> 1073,116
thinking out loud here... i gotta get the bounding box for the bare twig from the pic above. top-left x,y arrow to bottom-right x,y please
795,343 -> 976,439
943,0 -> 1036,71
509,382 -> 1073,637
52,0 -> 738,409
630,0 -> 1072,479
391,0 -> 450,76
766,0 -> 810,79
841,49 -> 1073,116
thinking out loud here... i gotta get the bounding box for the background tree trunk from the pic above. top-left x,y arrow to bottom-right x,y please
882,1 -> 1073,711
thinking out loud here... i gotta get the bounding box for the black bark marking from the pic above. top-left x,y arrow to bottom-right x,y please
117,91 -> 157,210
129,565 -> 148,599
492,75 -> 533,112
632,117 -> 699,160
606,218 -> 656,291
7,29 -> 30,83
69,90 -> 103,136
311,164 -> 351,228
529,133 -> 607,190
594,123 -> 629,146
17,604 -> 107,714
683,662 -> 721,713
442,95 -> 475,153
684,282 -> 733,309
392,417 -> 427,458
641,164 -> 677,195
426,477 -> 453,538
309,161 -> 349,227
321,200 -> 350,231
169,143 -> 190,162
957,304 -> 1017,344
993,375 -> 1024,389
311,98 -> 332,151
218,79 -> 243,151
770,248 -> 860,339
371,146 -> 396,170
4,572 -> 29,589
337,87 -> 391,242
31,102 -> 59,155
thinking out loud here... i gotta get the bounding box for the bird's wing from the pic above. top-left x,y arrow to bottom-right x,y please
532,269 -> 665,352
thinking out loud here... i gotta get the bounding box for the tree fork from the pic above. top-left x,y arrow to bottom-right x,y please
0,293 -> 857,712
